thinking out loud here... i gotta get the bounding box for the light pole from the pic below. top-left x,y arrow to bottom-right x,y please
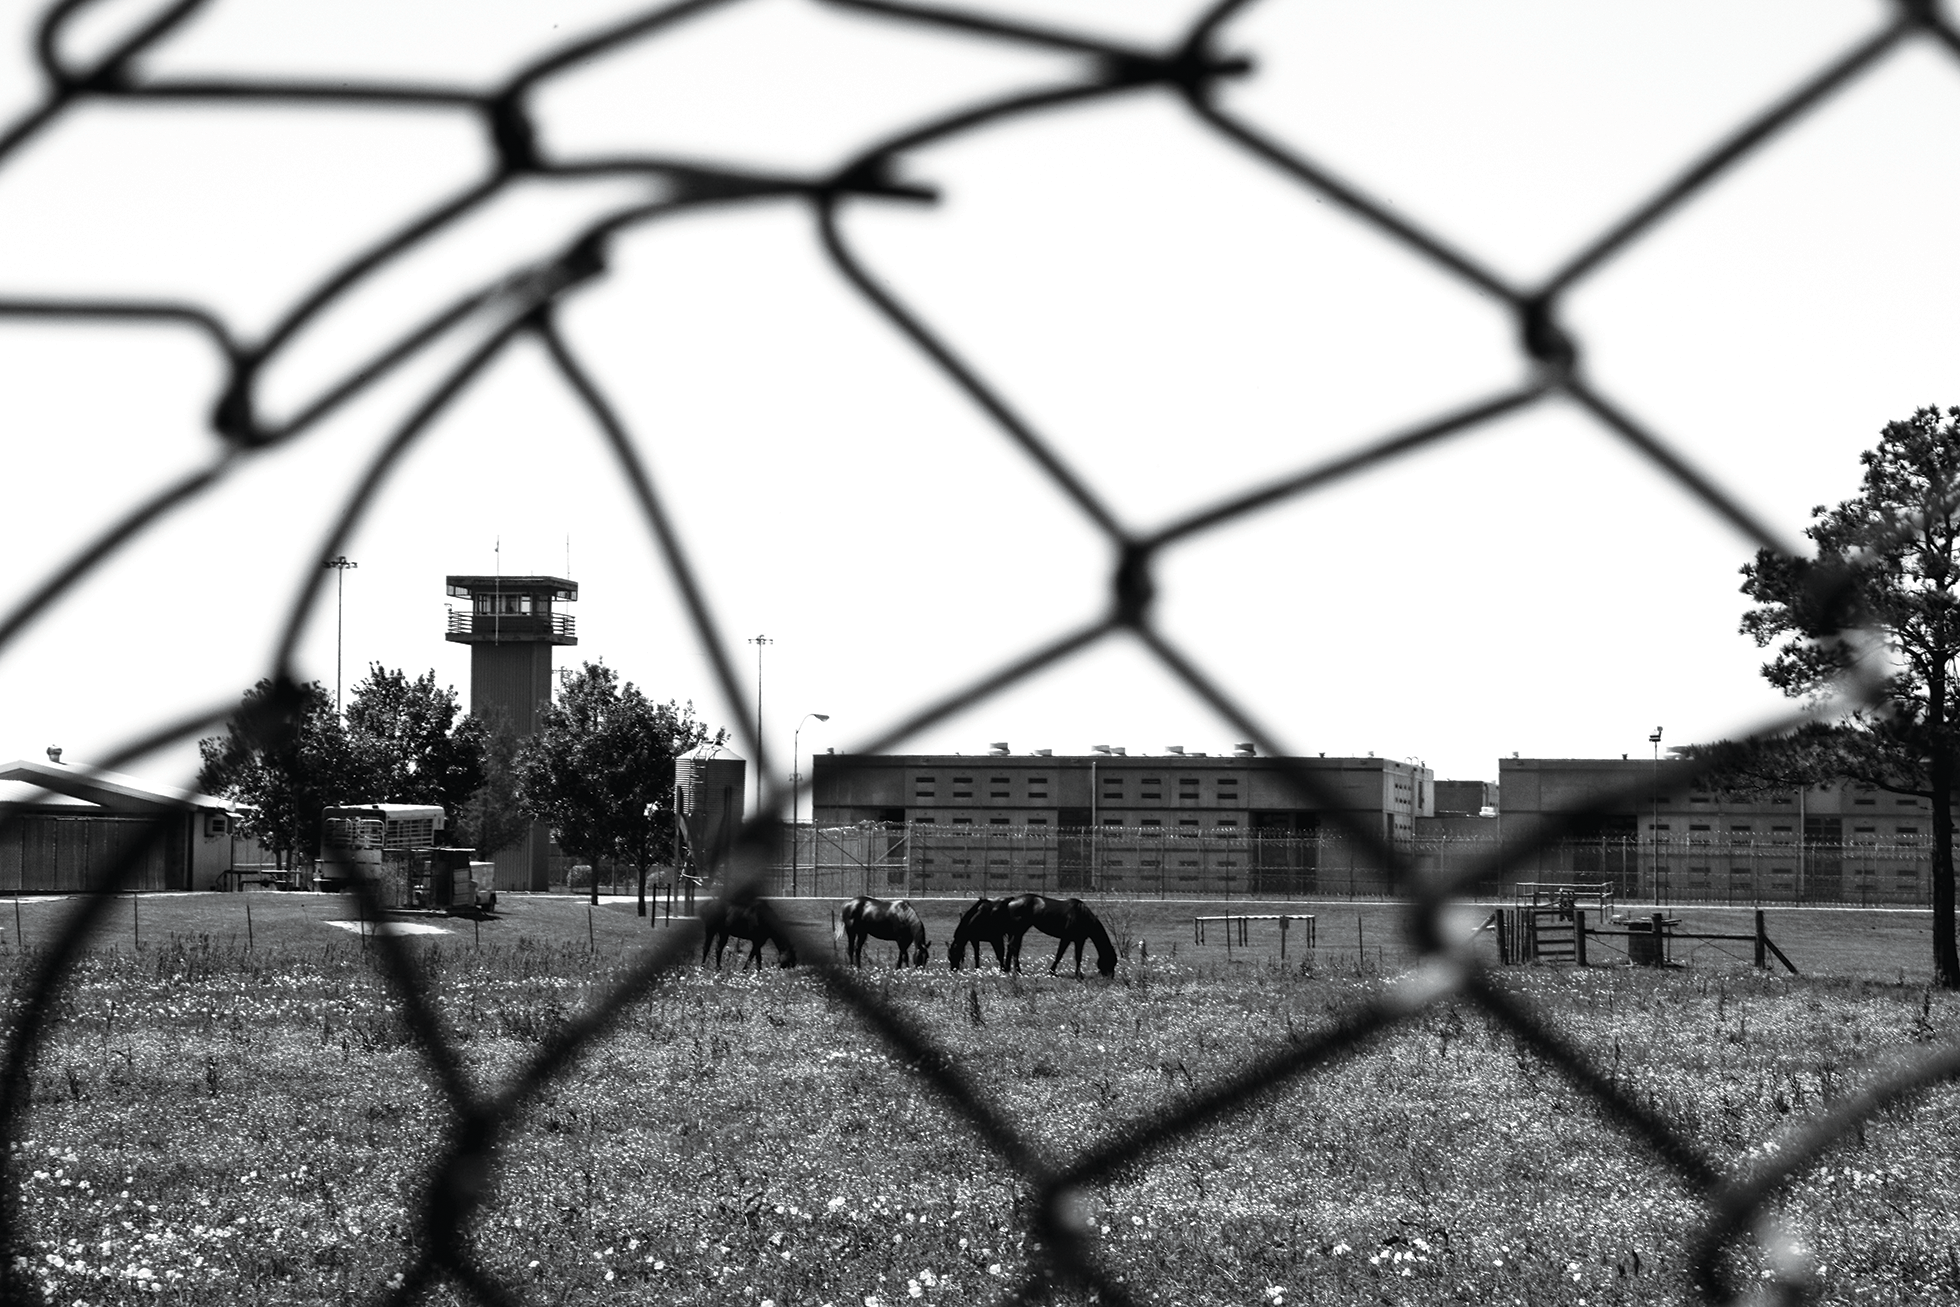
792,713 -> 829,897
1649,726 -> 1664,905
324,556 -> 357,717
748,635 -> 772,815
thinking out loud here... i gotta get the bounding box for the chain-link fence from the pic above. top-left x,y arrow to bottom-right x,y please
5,0 -> 1960,1303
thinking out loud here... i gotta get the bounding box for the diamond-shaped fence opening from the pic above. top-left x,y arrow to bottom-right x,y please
4,0 -> 1960,1303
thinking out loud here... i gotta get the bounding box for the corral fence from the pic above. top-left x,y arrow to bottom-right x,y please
750,823 -> 1948,907
6,2 -> 1960,1306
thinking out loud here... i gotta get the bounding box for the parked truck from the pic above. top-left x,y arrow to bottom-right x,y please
318,803 -> 496,911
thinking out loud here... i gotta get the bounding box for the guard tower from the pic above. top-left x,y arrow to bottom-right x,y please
445,574 -> 577,890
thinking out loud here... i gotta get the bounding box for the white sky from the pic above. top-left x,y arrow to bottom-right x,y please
0,0 -> 1957,803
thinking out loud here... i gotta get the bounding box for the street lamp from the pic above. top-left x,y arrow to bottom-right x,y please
324,556 -> 357,717
792,712 -> 830,897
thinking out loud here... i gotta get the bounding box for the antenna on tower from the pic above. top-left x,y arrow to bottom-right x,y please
566,534 -> 572,578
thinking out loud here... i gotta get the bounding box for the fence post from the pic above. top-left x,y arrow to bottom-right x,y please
1574,910 -> 1587,966
1754,908 -> 1767,969
1494,908 -> 1508,965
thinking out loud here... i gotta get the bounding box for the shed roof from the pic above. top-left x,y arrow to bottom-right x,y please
0,759 -> 230,812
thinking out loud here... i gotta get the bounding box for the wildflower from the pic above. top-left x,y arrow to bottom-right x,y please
908,1279 -> 923,1298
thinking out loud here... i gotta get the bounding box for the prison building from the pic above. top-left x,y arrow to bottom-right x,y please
445,574 -> 577,891
0,751 -> 239,892
1498,756 -> 1940,906
809,746 -> 1432,896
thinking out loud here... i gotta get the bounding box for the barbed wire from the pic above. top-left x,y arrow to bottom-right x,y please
3,0 -> 1960,1303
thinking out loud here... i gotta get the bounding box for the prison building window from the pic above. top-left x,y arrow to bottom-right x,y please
1771,825 -> 1793,833
1103,817 -> 1123,826
952,857 -> 971,866
1107,858 -> 1125,867
1771,794 -> 1793,804
1219,859 -> 1238,867
989,817 -> 1010,826
1690,794 -> 1710,803
1898,826 -> 1920,839
1688,865 -> 1711,880
1140,858 -> 1161,868
1650,823 -> 1670,832
1898,798 -> 1921,805
953,791 -> 973,799
989,857 -> 1011,866
990,791 -> 1009,799
1178,819 -> 1199,828
1216,818 -> 1239,829
1730,824 -> 1752,834
1028,817 -> 1049,826
1141,819 -> 1162,830
953,818 -> 973,826
1854,825 -> 1877,835
1179,859 -> 1199,867
1854,796 -> 1876,805
915,790 -> 935,800
954,776 -> 972,783
1689,824 -> 1711,831
913,816 -> 936,824
1772,867 -> 1794,877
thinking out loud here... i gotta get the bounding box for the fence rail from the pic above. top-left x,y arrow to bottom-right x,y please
741,824 -> 1949,907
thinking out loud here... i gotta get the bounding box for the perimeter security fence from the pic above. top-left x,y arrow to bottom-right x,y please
767,825 -> 1950,908
4,2 -> 1960,1305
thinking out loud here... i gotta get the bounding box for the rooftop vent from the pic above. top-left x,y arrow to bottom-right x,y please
1165,745 -> 1184,755
1092,744 -> 1112,755
1035,748 -> 1052,757
46,746 -> 62,764
988,742 -> 1010,756
1234,742 -> 1256,757
1112,747 -> 1127,756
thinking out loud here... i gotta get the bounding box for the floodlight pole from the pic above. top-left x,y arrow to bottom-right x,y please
1649,727 -> 1664,906
325,556 -> 358,718
748,635 -> 773,817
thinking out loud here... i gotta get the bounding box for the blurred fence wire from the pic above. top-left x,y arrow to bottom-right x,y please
4,0 -> 1960,1303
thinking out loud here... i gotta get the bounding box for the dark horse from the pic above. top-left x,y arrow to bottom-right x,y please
1002,894 -> 1117,978
840,895 -> 930,967
947,896 -> 1015,970
701,898 -> 798,970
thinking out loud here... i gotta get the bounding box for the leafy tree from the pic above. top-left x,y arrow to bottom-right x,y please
197,678 -> 352,868
341,664 -> 484,818
200,668 -> 488,868
452,707 -> 530,859
516,661 -> 726,915
1717,406 -> 1960,986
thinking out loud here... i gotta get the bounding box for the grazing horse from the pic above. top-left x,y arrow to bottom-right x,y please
948,896 -> 1015,971
840,896 -> 930,968
1002,893 -> 1117,978
701,898 -> 798,971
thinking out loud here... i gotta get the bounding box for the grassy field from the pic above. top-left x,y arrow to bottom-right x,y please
2,891 -> 1959,1305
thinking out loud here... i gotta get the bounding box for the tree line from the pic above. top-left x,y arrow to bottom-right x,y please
197,661 -> 725,910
